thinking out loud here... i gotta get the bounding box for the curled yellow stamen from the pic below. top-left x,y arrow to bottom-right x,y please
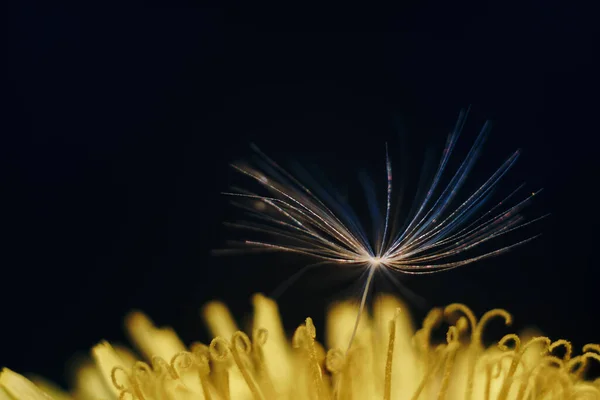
549,339 -> 573,362
130,361 -> 154,400
209,337 -> 232,400
110,366 -> 130,392
475,309 -> 513,347
475,309 -> 513,400
437,325 -> 462,400
293,318 -> 325,400
109,366 -> 141,400
170,351 -> 195,372
497,336 -> 551,400
230,331 -> 265,400
151,355 -> 178,380
568,344 -> 600,381
443,304 -> 478,400
190,343 -> 213,400
583,344 -> 600,354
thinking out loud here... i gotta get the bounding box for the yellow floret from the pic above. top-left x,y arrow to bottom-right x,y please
1,294 -> 598,399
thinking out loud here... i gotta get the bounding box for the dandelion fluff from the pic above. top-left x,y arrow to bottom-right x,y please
222,109 -> 544,352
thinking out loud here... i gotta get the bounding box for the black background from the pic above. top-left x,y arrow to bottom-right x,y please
6,1 -> 598,388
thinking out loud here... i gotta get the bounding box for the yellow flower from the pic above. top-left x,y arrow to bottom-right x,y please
1,294 -> 598,399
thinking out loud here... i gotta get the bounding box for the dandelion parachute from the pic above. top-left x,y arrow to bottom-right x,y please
222,109 -> 543,351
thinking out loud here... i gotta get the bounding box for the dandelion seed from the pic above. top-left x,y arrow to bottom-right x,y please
222,109 -> 545,352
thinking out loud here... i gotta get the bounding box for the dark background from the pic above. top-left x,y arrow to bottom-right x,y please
6,1 -> 598,388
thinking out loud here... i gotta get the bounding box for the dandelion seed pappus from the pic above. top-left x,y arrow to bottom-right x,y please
219,108 -> 545,352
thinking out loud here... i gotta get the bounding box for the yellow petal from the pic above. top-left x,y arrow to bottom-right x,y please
125,311 -> 186,361
91,341 -> 125,398
0,368 -> 54,400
